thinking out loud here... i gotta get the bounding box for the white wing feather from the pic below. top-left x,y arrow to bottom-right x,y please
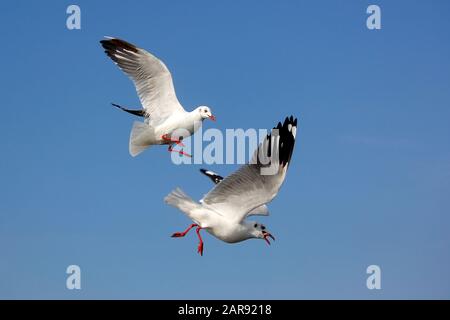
201,117 -> 297,223
199,169 -> 270,217
101,37 -> 185,122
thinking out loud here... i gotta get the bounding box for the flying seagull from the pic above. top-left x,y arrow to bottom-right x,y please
165,116 -> 297,255
100,37 -> 216,157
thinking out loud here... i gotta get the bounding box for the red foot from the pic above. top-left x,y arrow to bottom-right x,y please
196,227 -> 204,256
168,145 -> 192,157
178,149 -> 192,158
171,224 -> 197,238
171,224 -> 204,256
171,232 -> 185,238
162,134 -> 184,147
197,242 -> 204,256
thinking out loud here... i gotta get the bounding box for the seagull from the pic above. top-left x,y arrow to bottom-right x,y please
100,37 -> 216,157
165,116 -> 297,255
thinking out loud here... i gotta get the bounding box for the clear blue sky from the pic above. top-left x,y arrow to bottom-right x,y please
1,0 -> 449,299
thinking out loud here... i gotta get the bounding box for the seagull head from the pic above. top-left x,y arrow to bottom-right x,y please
197,106 -> 216,122
247,221 -> 275,245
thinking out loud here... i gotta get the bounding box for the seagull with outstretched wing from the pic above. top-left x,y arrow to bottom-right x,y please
165,116 -> 297,255
100,37 -> 216,157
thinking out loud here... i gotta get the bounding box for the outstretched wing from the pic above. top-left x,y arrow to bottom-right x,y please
199,168 -> 270,217
201,116 -> 297,223
100,37 -> 185,122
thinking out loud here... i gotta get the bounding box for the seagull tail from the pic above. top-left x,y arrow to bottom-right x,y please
164,188 -> 201,216
129,121 -> 152,157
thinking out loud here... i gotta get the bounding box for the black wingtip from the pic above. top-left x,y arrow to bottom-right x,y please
264,115 -> 297,168
100,37 -> 139,53
111,103 -> 145,117
199,168 -> 224,185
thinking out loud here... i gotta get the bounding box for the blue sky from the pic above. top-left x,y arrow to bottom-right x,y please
1,0 -> 449,299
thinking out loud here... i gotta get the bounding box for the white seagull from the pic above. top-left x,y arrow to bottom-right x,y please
100,37 -> 216,157
165,116 -> 297,255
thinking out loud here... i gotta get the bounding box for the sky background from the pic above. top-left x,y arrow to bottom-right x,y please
1,0 -> 449,299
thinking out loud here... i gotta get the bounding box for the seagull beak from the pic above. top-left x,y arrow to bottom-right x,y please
262,231 -> 275,245
209,114 -> 216,121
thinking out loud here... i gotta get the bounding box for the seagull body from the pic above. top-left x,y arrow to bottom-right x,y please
167,192 -> 259,243
129,110 -> 204,151
100,38 -> 215,157
165,116 -> 297,255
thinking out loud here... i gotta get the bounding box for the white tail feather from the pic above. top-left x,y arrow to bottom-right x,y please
164,188 -> 200,213
129,121 -> 151,157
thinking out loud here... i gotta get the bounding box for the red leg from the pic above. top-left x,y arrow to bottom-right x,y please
171,223 -> 198,238
162,134 -> 185,147
196,226 -> 204,256
168,145 -> 192,158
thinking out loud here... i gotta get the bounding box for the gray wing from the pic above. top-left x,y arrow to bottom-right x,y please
202,116 -> 297,223
199,168 -> 270,216
246,205 -> 270,216
100,37 -> 185,122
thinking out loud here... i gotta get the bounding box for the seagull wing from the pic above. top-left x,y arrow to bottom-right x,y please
202,116 -> 297,223
199,168 -> 270,216
246,205 -> 270,217
100,37 -> 185,122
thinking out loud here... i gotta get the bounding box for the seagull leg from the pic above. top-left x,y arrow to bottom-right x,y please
162,134 -> 184,147
168,144 -> 192,158
171,223 -> 198,238
196,226 -> 204,256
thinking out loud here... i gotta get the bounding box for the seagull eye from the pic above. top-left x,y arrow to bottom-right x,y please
204,110 -> 207,113
254,223 -> 258,228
